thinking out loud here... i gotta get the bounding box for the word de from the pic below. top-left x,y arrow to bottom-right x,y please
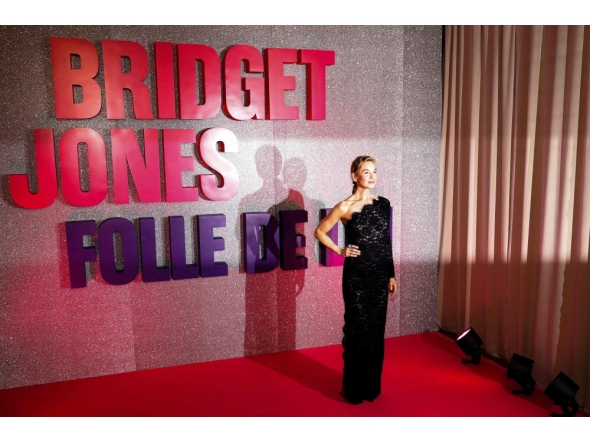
243,210 -> 308,273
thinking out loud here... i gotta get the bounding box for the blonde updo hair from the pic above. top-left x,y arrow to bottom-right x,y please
350,155 -> 376,194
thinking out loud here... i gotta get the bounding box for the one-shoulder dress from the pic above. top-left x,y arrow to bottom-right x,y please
341,196 -> 395,404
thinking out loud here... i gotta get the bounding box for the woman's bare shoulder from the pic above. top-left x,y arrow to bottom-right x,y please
334,198 -> 355,212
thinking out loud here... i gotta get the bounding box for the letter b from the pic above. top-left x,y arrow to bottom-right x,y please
50,37 -> 101,119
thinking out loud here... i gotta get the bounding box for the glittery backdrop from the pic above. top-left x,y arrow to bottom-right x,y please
0,26 -> 442,389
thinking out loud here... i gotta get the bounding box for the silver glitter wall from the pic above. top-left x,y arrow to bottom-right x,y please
0,26 -> 442,389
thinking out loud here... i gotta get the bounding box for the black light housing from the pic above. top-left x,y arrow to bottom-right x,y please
544,372 -> 580,417
506,353 -> 536,396
455,327 -> 482,364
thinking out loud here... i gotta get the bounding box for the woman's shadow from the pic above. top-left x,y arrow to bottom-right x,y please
238,148 -> 344,402
237,146 -> 286,356
238,148 -> 314,355
248,349 -> 345,402
268,157 -> 308,352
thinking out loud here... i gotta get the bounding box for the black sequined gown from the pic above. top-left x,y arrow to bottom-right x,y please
341,196 -> 395,403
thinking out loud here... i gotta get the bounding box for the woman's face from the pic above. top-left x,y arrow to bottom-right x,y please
353,161 -> 377,190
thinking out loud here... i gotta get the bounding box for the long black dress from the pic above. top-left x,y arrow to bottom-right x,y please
341,196 -> 395,404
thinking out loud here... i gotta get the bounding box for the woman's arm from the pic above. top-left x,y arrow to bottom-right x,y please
315,202 -> 360,258
384,199 -> 397,296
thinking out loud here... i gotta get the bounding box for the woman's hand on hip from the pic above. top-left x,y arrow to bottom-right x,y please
340,244 -> 361,257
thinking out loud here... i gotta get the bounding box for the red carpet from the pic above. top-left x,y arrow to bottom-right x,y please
1,332 -> 587,416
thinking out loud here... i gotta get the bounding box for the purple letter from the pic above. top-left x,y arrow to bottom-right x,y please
65,220 -> 97,288
197,214 -> 228,278
168,216 -> 200,280
139,218 -> 171,283
98,218 -> 139,285
279,210 -> 308,271
243,212 -> 279,274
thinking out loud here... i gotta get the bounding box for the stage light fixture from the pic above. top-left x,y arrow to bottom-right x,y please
506,353 -> 536,396
544,371 -> 580,417
455,327 -> 482,364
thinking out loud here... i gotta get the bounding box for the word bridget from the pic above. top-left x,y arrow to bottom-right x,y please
51,37 -> 335,121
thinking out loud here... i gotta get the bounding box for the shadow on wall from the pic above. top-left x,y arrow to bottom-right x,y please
237,146 -> 323,356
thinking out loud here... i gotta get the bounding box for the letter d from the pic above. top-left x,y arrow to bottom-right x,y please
243,212 -> 279,274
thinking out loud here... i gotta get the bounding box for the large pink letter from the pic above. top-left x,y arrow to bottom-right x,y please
224,45 -> 265,120
111,129 -> 162,204
102,40 -> 154,120
50,37 -> 101,119
299,49 -> 335,120
9,129 -> 58,209
60,128 -> 108,207
178,44 -> 221,119
265,48 -> 298,120
198,128 -> 239,201
163,129 -> 198,202
155,42 -> 176,119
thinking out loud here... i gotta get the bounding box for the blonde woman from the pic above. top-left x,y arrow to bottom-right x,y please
315,155 -> 397,404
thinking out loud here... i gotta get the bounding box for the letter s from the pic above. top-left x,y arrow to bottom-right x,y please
198,128 -> 239,201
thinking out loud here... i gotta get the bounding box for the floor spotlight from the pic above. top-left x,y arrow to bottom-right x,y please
544,372 -> 580,417
506,353 -> 536,396
455,327 -> 482,364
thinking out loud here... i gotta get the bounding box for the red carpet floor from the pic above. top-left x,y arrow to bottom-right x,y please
1,332 -> 587,416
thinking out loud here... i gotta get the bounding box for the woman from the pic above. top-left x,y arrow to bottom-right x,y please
315,155 -> 397,404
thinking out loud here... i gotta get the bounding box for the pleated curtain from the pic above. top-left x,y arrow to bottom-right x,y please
438,25 -> 590,408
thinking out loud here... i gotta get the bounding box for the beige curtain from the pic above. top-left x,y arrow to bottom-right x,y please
438,25 -> 590,409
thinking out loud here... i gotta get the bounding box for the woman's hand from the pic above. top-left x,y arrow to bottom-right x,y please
388,277 -> 397,297
340,244 -> 361,258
